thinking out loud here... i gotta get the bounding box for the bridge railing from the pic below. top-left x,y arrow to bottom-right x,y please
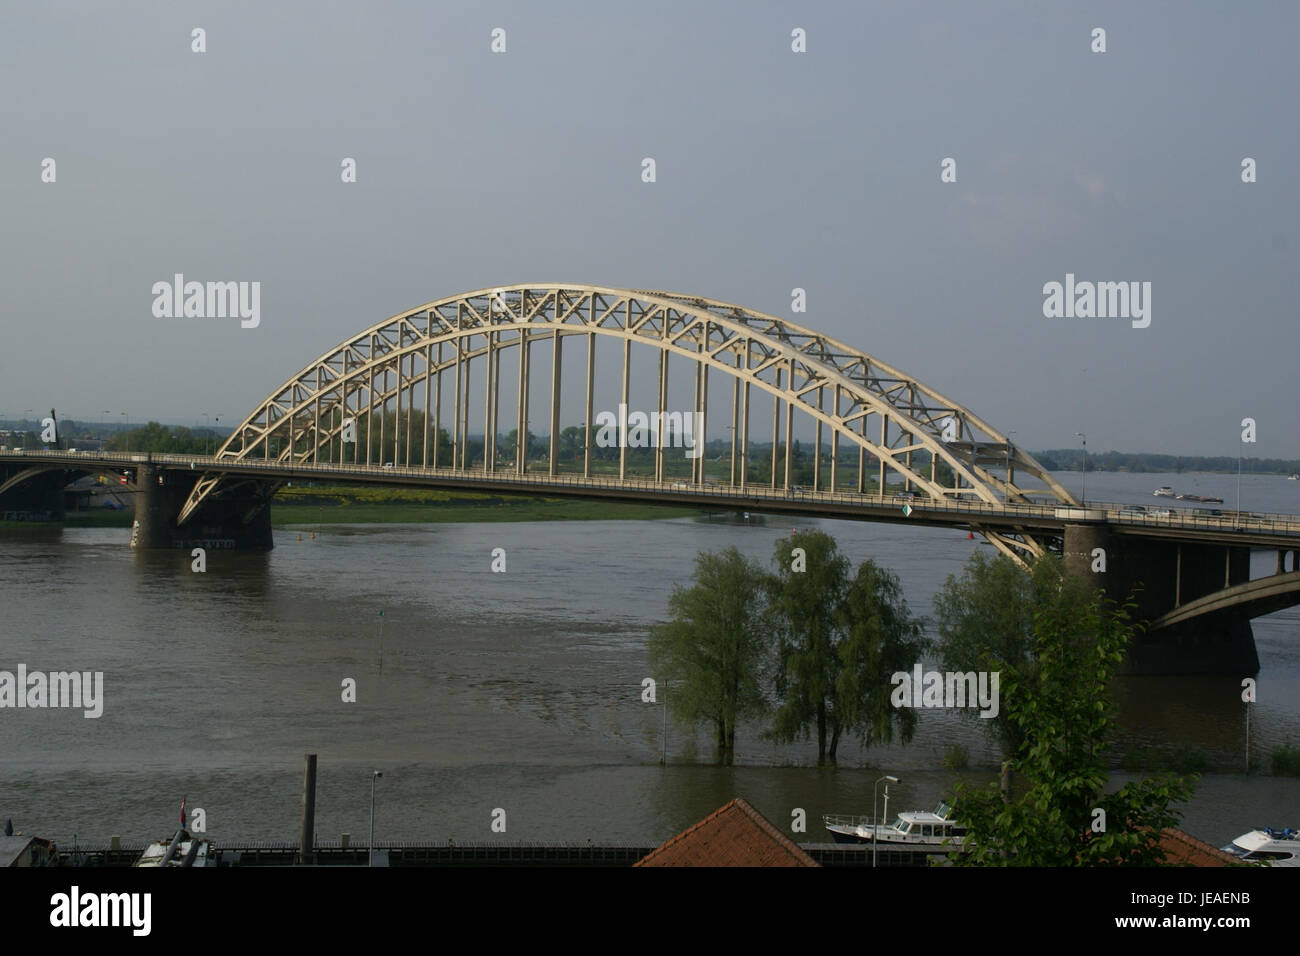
1089,499 -> 1300,537
9,450 -> 1300,537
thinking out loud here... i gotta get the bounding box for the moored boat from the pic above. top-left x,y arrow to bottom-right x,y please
1221,827 -> 1300,866
133,797 -> 216,867
824,801 -> 965,848
133,827 -> 215,867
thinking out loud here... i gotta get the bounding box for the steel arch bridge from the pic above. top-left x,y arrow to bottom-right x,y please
178,284 -> 1076,560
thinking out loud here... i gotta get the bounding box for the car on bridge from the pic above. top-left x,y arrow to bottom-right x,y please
1120,504 -> 1147,516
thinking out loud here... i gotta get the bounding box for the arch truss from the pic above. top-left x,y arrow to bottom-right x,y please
178,284 -> 1075,560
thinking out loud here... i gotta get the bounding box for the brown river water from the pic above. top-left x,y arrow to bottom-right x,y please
1,471 -> 1297,849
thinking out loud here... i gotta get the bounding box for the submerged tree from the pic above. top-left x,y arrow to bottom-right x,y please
767,530 -> 925,764
934,550 -> 1097,758
833,559 -> 928,753
647,546 -> 769,765
948,578 -> 1195,866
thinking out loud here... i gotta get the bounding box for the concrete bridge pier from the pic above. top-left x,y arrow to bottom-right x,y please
1064,524 -> 1258,675
131,465 -> 274,551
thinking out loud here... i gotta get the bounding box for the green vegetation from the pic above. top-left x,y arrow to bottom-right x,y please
108,422 -> 213,454
1272,743 -> 1300,777
943,744 -> 970,770
273,483 -> 697,524
933,551 -> 1087,758
947,572 -> 1195,866
767,530 -> 926,764
648,548 -> 770,766
649,529 -> 925,765
1120,745 -> 1211,775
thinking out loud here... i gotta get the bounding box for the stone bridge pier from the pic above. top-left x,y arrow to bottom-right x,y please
131,465 -> 274,551
1064,524 -> 1258,675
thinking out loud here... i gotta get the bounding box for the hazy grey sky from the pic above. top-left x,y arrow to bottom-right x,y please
2,1 -> 1296,458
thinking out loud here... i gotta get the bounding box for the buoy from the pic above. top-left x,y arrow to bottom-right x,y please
967,532 -> 974,540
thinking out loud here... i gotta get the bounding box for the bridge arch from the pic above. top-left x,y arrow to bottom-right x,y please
0,463 -> 140,499
179,284 -> 1073,558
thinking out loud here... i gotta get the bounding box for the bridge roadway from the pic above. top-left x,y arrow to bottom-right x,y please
9,449 -> 1300,551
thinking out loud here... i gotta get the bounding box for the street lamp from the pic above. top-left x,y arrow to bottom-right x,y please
1005,430 -> 1017,503
1237,435 -> 1244,520
1075,432 -> 1087,504
873,774 -> 899,868
369,770 -> 382,867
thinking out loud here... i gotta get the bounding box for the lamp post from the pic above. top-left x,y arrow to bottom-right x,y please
873,774 -> 899,868
660,680 -> 668,766
369,770 -> 382,867
1237,446 -> 1243,520
1005,430 -> 1017,503
1075,432 -> 1087,504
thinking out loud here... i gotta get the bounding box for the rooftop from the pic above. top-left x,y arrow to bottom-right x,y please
636,797 -> 819,868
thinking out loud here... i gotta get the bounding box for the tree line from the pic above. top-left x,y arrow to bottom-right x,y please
649,529 -> 925,765
651,536 -> 1197,863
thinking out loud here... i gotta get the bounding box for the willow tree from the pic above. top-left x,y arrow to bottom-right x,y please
767,530 -> 925,764
935,551 -> 1109,759
648,546 -> 769,765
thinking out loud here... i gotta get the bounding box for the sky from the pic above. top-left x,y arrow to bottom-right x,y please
1,1 -> 1296,458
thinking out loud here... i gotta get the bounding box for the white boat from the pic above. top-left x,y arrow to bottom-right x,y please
1289,474 -> 1299,481
1153,486 -> 1175,498
824,801 -> 965,848
132,827 -> 215,867
1220,827 -> 1300,866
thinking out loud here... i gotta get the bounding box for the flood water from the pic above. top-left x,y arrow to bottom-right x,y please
1,471 -> 1298,849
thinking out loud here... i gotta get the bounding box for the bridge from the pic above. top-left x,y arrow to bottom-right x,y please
2,283 -> 1297,673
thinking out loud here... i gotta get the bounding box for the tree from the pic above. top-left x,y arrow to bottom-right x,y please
833,559 -> 928,752
767,530 -> 925,764
767,530 -> 848,763
948,578 -> 1195,865
647,547 -> 769,765
933,550 -> 1072,756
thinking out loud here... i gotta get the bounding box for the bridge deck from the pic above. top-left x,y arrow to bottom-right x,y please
7,449 -> 1300,548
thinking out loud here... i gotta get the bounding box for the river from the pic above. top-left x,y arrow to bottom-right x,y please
1,470 -> 1297,849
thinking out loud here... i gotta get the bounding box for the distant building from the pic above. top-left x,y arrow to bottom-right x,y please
636,797 -> 819,868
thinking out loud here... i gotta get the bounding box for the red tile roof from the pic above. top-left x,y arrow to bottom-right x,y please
1156,828 -> 1239,867
636,798 -> 819,867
